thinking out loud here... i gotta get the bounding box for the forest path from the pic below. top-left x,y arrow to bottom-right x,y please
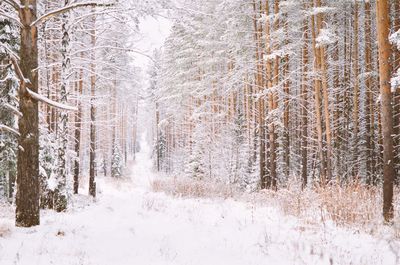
0,136 -> 398,265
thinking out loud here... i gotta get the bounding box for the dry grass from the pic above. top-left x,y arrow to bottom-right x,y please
151,177 -> 238,199
151,177 -> 400,233
254,181 -> 395,227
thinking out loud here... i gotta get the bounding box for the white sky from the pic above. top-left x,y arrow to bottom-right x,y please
133,16 -> 172,68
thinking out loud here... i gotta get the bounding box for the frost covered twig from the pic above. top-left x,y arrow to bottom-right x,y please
3,103 -> 22,117
3,0 -> 21,11
0,124 -> 20,136
26,88 -> 78,112
0,11 -> 23,27
31,2 -> 114,27
10,54 -> 77,111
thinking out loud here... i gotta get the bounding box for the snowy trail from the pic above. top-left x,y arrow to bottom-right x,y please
0,138 -> 399,265
128,134 -> 154,189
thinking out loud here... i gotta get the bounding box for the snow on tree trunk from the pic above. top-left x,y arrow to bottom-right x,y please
54,0 -> 70,212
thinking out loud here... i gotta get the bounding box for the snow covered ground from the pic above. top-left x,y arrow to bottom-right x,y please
0,138 -> 399,265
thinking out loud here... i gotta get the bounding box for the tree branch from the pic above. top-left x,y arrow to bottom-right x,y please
10,55 -> 77,112
0,124 -> 20,136
30,2 -> 114,27
3,0 -> 21,11
26,88 -> 78,112
0,11 -> 23,27
70,45 -> 155,62
3,103 -> 22,117
0,42 -> 20,60
9,55 -> 31,92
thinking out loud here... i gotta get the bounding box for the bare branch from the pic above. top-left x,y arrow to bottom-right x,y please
0,124 -> 20,136
26,88 -> 78,112
31,2 -> 114,27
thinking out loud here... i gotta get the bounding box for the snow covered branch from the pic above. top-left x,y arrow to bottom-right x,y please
3,0 -> 21,11
0,42 -> 20,60
0,11 -> 23,27
30,2 -> 114,27
9,55 -> 77,112
26,88 -> 78,112
0,124 -> 20,136
3,103 -> 22,117
9,55 -> 31,91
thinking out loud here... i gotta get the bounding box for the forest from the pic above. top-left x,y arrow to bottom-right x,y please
0,0 -> 399,264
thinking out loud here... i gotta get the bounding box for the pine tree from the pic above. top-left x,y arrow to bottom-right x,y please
376,0 -> 395,223
111,144 -> 123,178
0,17 -> 18,201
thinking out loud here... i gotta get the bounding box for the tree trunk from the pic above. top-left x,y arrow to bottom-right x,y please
352,1 -> 360,177
263,0 -> 273,189
73,68 -> 83,194
310,4 -> 326,185
376,0 -> 395,223
16,0 -> 40,227
393,0 -> 400,184
252,0 -> 267,189
301,11 -> 309,189
316,0 -> 332,183
283,17 -> 290,179
89,14 -> 97,197
364,1 -> 376,185
268,0 -> 279,190
54,0 -> 70,212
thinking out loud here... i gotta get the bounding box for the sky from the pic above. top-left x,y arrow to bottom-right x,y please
133,16 -> 172,138
133,16 -> 172,68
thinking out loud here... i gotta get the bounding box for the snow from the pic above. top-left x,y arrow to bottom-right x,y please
392,69 -> 400,93
0,136 -> 399,265
316,28 -> 336,47
390,29 -> 400,50
47,172 -> 58,191
0,124 -> 20,136
26,88 -> 78,112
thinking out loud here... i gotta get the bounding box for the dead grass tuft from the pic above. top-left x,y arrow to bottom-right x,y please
151,176 -> 400,233
152,177 -> 238,199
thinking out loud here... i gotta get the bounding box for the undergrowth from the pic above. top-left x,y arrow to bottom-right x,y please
151,177 -> 400,236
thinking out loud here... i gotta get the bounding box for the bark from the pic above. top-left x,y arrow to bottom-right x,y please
73,68 -> 83,194
156,102 -> 160,171
252,0 -> 267,189
310,3 -> 326,185
376,0 -> 395,223
89,14 -> 96,197
258,0 -> 267,189
364,1 -> 376,184
263,0 -> 273,189
393,0 -> 400,184
54,0 -> 70,212
301,12 -> 309,189
268,0 -> 279,190
316,0 -> 332,183
283,18 -> 290,179
352,1 -> 360,177
16,0 -> 40,227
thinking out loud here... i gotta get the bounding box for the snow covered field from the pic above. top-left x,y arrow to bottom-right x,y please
0,142 -> 399,265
